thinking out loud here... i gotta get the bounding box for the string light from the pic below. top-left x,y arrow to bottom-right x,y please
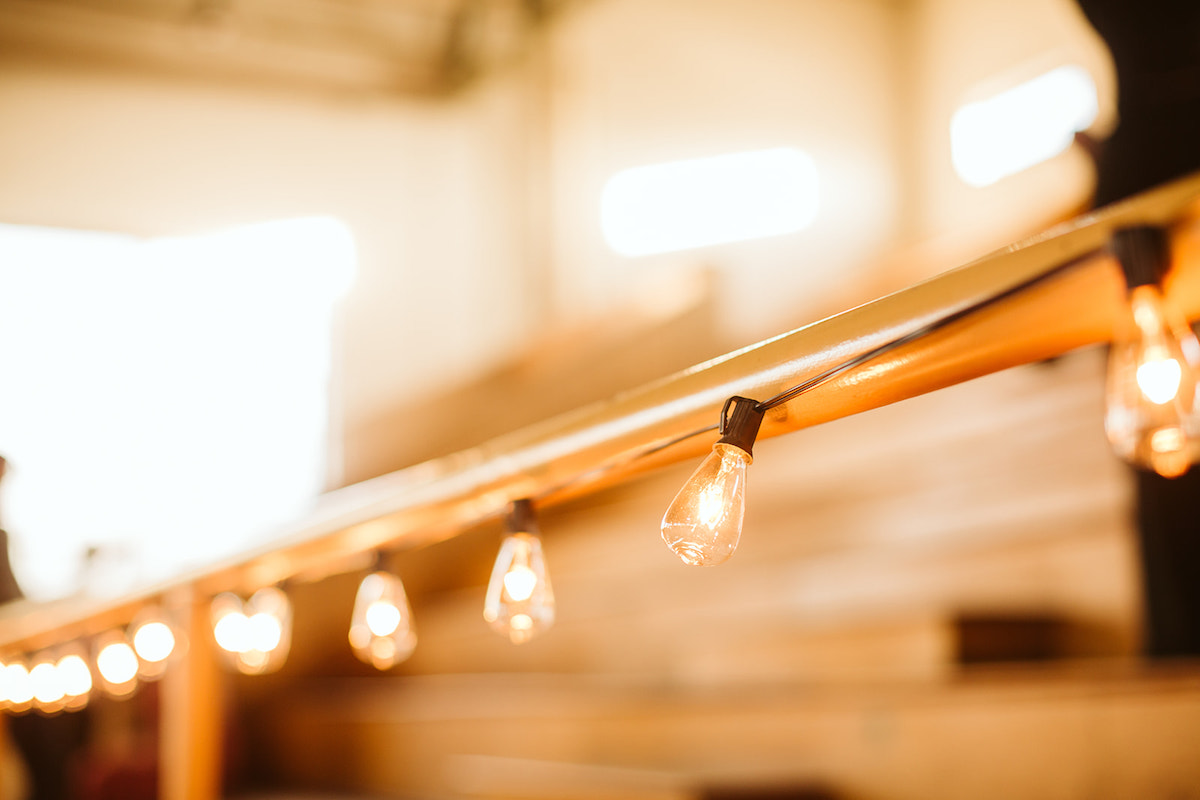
29,653 -> 66,714
7,217 -> 1197,679
3,660 -> 33,713
55,649 -> 93,711
349,559 -> 417,670
130,606 -> 181,680
483,499 -> 555,644
211,587 -> 293,675
94,632 -> 139,697
658,248 -> 1101,567
1105,226 -> 1200,477
662,396 -> 765,566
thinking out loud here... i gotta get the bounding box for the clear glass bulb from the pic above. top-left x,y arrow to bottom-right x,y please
349,570 -> 417,670
94,633 -> 139,698
1105,284 -> 1200,477
483,532 -> 554,644
4,661 -> 34,712
55,652 -> 93,710
130,606 -> 182,681
30,656 -> 65,713
211,588 -> 293,675
212,593 -> 252,654
661,442 -> 751,566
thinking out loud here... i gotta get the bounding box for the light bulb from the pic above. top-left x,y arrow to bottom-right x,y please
661,396 -> 765,566
56,653 -> 93,708
483,500 -> 554,645
662,443 -> 751,566
30,657 -> 65,712
241,587 -> 293,675
1105,227 -> 1200,478
5,661 -> 33,711
94,634 -> 139,697
211,588 -> 293,675
349,569 -> 416,670
130,605 -> 183,681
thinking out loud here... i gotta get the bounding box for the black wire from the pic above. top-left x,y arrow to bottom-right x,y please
754,251 -> 1096,412
533,248 -> 1096,506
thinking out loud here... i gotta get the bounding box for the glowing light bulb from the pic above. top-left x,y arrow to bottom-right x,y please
662,443 -> 751,566
56,654 -> 93,702
349,569 -> 416,669
248,613 -> 283,652
242,587 -> 293,675
1105,227 -> 1200,477
132,620 -> 176,664
212,592 -> 251,653
5,662 -> 33,710
210,588 -> 291,674
662,396 -> 765,566
484,500 -> 554,645
365,600 -> 401,637
213,610 -> 251,653
95,636 -> 139,697
30,658 -> 65,710
502,565 -> 537,603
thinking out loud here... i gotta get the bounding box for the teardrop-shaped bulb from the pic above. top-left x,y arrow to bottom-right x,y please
55,650 -> 93,711
29,654 -> 66,714
3,660 -> 34,713
483,533 -> 555,644
211,592 -> 251,655
350,571 -> 417,669
662,442 -> 751,566
236,587 -> 293,676
1105,284 -> 1200,477
130,606 -> 183,681
94,632 -> 139,698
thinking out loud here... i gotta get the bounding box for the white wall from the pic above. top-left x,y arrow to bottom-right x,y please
0,58 -> 538,431
545,0 -> 907,342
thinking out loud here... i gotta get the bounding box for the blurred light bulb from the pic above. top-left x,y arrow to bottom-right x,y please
132,621 -> 176,664
5,662 -> 33,710
227,587 -> 292,675
213,610 -> 251,653
1105,228 -> 1200,477
56,654 -> 93,701
662,396 -> 765,566
30,658 -> 65,709
484,501 -> 554,645
502,565 -> 537,602
365,600 -> 401,637
248,613 -> 283,652
349,569 -> 416,670
95,637 -> 139,697
662,443 -> 751,566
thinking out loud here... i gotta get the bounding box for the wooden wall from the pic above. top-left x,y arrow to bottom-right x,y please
223,347 -> 1190,799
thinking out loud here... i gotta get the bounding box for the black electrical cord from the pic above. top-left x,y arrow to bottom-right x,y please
754,250 -> 1097,412
534,245 -> 1099,505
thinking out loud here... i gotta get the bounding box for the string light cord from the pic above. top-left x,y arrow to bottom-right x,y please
754,251 -> 1096,413
534,248 -> 1097,508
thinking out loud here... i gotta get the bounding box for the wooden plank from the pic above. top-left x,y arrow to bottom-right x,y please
254,663 -> 1200,799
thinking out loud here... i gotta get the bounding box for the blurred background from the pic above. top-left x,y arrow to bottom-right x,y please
0,0 -> 1197,797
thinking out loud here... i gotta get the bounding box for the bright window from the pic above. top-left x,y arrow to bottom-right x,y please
0,217 -> 355,600
951,65 -> 1098,188
601,147 -> 820,257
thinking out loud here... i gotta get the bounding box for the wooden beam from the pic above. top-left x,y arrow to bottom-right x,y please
158,587 -> 224,800
2,171 -> 1200,651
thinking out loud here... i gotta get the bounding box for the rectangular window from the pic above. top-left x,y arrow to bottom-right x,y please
0,218 -> 356,599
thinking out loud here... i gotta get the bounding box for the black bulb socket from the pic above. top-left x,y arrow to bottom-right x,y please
1111,225 -> 1170,290
715,396 -> 766,458
506,498 -> 540,536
